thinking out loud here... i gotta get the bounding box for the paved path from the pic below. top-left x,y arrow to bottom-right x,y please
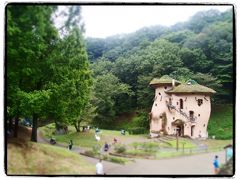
106,151 -> 225,175
37,130 -> 225,175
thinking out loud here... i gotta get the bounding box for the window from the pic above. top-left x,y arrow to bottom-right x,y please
189,111 -> 194,121
159,92 -> 161,95
198,99 -> 203,106
180,99 -> 183,109
164,86 -> 167,89
155,103 -> 157,106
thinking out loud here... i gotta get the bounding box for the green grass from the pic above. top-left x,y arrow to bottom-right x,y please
208,104 -> 233,139
199,139 -> 233,149
167,139 -> 196,149
125,149 -> 153,157
7,139 -> 95,175
40,124 -> 146,148
40,124 -> 103,147
156,151 -> 184,159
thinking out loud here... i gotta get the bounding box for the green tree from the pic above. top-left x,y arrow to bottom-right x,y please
7,5 -> 59,141
92,73 -> 133,127
47,27 -> 92,132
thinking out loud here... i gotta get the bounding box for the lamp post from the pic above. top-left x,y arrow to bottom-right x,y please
176,130 -> 179,151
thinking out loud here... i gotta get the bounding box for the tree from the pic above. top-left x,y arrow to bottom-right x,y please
92,73 -> 133,127
7,5 -> 59,141
47,27 -> 92,132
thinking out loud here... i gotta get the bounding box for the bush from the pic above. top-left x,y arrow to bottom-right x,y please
128,127 -> 146,134
143,142 -> 159,152
92,144 -> 101,155
84,150 -> 95,157
109,156 -> 126,164
132,142 -> 140,150
114,144 -> 126,154
126,149 -> 152,157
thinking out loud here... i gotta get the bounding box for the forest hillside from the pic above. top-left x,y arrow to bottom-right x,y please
85,9 -> 233,128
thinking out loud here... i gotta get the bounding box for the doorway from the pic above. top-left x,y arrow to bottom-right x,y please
191,125 -> 195,137
176,125 -> 184,136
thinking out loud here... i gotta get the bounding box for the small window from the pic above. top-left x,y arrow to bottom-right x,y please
198,99 -> 203,106
198,114 -> 200,117
177,102 -> 179,105
180,99 -> 183,109
155,103 -> 157,106
164,86 -> 167,89
203,124 -> 205,127
159,92 -> 161,95
173,117 -> 175,120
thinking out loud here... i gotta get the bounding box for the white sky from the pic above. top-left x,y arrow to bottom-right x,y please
82,5 -> 231,38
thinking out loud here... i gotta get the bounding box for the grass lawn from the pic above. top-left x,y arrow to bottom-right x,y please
167,138 -> 196,149
7,139 -> 95,175
39,124 -> 148,148
39,123 -> 232,161
199,139 -> 233,150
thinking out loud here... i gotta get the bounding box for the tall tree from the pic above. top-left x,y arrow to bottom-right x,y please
7,5 -> 59,141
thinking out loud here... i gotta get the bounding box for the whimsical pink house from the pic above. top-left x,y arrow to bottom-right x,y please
149,75 -> 216,139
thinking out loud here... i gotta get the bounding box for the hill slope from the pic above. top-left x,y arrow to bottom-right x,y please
208,104 -> 233,139
7,126 -> 95,175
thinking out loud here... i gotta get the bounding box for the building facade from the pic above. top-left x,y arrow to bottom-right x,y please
149,75 -> 216,139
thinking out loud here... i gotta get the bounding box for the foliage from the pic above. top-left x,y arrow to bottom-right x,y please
92,73 -> 133,127
86,8 -> 233,128
7,5 -> 59,141
120,111 -> 149,134
208,104 -> 233,139
114,144 -> 127,154
108,156 -> 126,164
128,127 -> 146,135
7,4 -> 93,141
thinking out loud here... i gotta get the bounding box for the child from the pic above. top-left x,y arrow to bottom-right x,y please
213,155 -> 220,174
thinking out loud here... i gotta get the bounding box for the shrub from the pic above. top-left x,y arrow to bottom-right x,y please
114,144 -> 126,154
132,142 -> 140,150
109,156 -> 126,164
92,144 -> 101,155
141,142 -> 159,152
128,127 -> 146,134
84,150 -> 95,157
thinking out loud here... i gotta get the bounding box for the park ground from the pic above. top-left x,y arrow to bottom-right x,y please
7,125 -> 232,175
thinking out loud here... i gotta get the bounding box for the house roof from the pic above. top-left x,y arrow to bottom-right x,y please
224,144 -> 233,149
165,79 -> 216,94
149,75 -> 181,87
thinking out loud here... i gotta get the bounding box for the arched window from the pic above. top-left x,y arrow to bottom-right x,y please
180,99 -> 183,109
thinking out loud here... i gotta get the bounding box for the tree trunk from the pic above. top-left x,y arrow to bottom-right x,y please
9,117 -> 13,131
31,114 -> 38,142
74,123 -> 80,132
14,116 -> 19,138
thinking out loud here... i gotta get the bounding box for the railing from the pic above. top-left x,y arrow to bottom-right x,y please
166,101 -> 197,122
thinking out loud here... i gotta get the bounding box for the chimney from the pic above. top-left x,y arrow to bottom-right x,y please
172,79 -> 175,87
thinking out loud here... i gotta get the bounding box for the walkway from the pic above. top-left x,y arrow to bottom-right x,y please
37,130 -> 225,175
107,151 -> 225,175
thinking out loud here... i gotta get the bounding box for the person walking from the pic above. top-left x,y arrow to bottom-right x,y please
104,142 -> 109,152
96,159 -> 104,175
68,140 -> 73,150
213,155 -> 220,174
